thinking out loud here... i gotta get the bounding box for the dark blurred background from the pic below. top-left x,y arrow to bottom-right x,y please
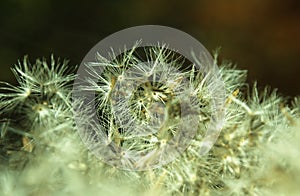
0,0 -> 299,96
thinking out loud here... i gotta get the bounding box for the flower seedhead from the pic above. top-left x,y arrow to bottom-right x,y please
76,44 -> 226,170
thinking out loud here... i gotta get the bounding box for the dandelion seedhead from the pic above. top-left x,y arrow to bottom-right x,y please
0,45 -> 299,196
0,56 -> 77,170
73,43 -> 226,170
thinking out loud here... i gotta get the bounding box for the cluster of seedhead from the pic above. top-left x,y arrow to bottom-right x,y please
0,44 -> 299,195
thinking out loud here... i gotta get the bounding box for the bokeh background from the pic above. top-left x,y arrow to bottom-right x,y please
0,0 -> 299,96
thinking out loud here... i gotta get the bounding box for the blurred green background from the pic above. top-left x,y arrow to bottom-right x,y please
0,0 -> 299,96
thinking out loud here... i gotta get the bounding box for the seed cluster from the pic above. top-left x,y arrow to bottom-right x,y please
0,48 -> 299,195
